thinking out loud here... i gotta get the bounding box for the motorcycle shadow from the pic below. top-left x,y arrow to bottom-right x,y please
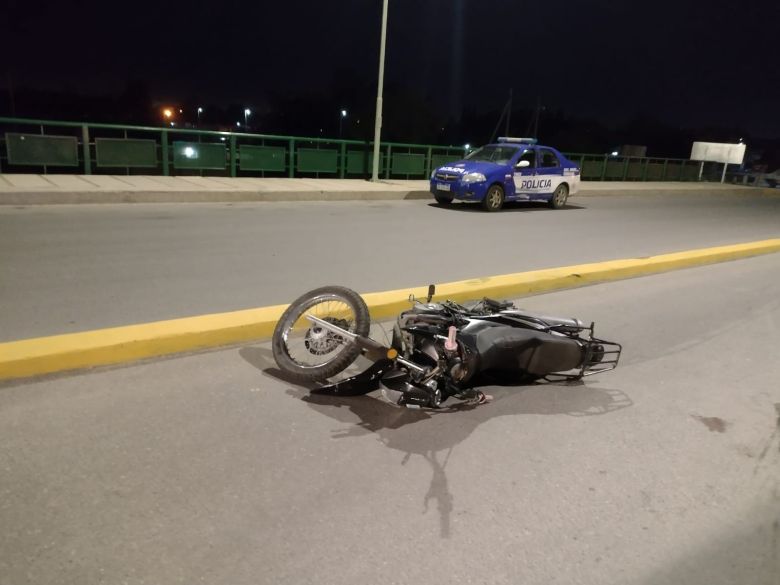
240,347 -> 632,434
243,346 -> 631,539
430,201 -> 585,212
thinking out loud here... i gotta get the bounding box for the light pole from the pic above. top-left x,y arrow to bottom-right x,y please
197,106 -> 203,126
339,109 -> 347,138
244,108 -> 251,130
371,0 -> 390,182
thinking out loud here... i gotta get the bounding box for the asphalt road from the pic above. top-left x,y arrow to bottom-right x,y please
1,253 -> 779,585
1,193 -> 780,341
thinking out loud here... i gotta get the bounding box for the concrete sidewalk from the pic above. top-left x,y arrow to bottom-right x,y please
0,174 -> 773,204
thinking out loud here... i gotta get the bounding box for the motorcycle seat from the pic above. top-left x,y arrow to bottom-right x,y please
507,311 -> 584,332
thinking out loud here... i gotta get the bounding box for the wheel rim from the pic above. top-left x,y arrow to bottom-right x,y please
487,188 -> 501,209
280,294 -> 359,368
554,186 -> 568,206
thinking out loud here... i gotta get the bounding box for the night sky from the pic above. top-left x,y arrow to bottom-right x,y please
2,0 -> 779,140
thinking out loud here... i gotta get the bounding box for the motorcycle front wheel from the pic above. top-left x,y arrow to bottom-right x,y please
272,286 -> 371,383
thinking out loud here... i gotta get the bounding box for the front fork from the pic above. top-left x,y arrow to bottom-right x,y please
305,314 -> 427,376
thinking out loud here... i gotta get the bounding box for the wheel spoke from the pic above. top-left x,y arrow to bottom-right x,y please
281,296 -> 357,368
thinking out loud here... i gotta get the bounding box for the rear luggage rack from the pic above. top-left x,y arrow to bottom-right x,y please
580,338 -> 622,377
543,322 -> 622,382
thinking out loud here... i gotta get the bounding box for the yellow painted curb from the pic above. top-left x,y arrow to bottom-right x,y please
2,238 -> 779,382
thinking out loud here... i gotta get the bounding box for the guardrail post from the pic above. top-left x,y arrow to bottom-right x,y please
161,129 -> 169,176
425,146 -> 432,177
40,125 -> 48,174
339,142 -> 346,178
622,157 -> 629,180
81,125 -> 91,174
600,154 -> 608,181
230,135 -> 237,177
385,144 -> 392,179
642,158 -> 650,181
662,159 -> 668,181
288,139 -> 295,177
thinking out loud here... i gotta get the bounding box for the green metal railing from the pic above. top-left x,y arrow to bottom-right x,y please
561,152 -> 703,182
0,116 -> 721,182
0,117 -> 466,180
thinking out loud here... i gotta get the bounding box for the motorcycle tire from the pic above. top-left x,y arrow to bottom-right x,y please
272,286 -> 371,383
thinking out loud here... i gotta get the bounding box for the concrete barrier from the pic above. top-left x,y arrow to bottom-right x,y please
2,238 -> 779,382
0,175 -> 775,204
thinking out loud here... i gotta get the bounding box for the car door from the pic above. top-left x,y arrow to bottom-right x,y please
534,148 -> 565,200
511,147 -> 538,199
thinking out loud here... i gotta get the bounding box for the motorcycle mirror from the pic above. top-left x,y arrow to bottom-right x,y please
426,284 -> 435,303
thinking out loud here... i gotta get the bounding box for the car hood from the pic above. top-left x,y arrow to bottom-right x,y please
436,160 -> 506,176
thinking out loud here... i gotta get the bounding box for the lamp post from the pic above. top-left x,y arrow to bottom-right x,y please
339,109 -> 347,138
244,108 -> 251,130
371,0 -> 390,181
197,106 -> 203,126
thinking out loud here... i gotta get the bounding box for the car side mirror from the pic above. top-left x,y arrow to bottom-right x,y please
515,160 -> 530,168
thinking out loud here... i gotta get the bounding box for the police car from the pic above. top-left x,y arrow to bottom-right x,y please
430,137 -> 580,211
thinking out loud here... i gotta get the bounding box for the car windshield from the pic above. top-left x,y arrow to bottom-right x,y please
465,145 -> 519,164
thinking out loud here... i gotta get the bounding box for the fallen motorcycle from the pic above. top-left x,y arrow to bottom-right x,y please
271,285 -> 621,408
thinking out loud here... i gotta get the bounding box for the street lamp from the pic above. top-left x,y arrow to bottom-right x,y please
339,109 -> 347,138
163,108 -> 173,122
244,108 -> 251,130
372,0 -> 390,181
197,106 -> 203,125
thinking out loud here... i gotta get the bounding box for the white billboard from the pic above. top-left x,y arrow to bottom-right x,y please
690,142 -> 745,165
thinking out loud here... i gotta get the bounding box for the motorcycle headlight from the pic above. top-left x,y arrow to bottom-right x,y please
462,172 -> 486,184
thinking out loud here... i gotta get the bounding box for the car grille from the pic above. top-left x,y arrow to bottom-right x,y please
435,172 -> 460,182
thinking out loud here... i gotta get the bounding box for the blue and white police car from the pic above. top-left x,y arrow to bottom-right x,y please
430,137 -> 580,211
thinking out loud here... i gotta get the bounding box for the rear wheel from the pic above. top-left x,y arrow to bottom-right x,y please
482,184 -> 505,212
549,183 -> 569,209
272,286 -> 370,383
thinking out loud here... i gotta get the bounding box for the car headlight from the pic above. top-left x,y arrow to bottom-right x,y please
462,172 -> 486,184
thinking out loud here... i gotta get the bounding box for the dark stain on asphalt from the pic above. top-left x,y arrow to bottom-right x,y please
692,414 -> 728,433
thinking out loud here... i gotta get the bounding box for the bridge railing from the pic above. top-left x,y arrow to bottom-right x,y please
0,117 -> 742,182
0,117 -> 467,180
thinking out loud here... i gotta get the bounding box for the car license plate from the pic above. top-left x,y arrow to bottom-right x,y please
437,183 -> 451,192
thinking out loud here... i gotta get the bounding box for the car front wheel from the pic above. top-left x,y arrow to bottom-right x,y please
482,184 -> 505,212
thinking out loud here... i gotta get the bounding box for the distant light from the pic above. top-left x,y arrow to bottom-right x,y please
178,109 -> 183,114
170,122 -> 175,127
341,109 -> 347,117
464,143 -> 471,150
611,150 -> 619,156
220,137 -> 226,141
183,146 -> 196,158
163,108 -> 173,119
244,108 -> 251,116
236,121 -> 241,127
197,107 -> 203,114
